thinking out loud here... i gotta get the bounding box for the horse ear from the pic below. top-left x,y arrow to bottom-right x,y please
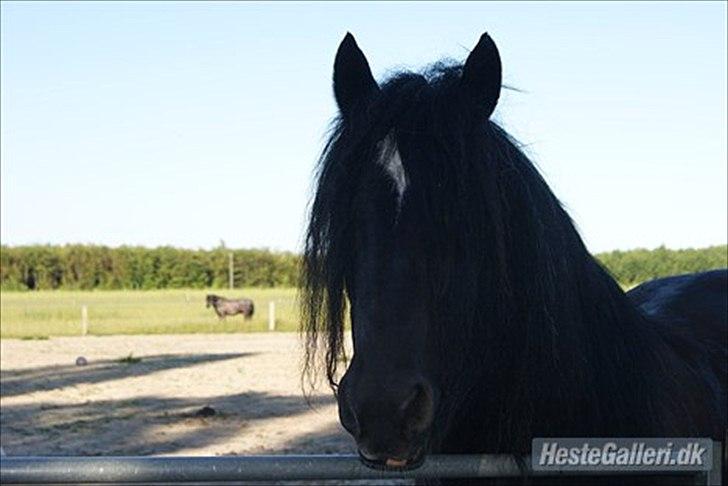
333,33 -> 379,116
461,33 -> 502,118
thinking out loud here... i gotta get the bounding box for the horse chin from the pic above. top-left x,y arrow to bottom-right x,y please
357,446 -> 426,471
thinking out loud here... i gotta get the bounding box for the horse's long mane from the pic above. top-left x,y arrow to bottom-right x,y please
302,62 -> 720,449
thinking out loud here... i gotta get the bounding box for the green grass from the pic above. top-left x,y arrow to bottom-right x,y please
0,288 -> 300,338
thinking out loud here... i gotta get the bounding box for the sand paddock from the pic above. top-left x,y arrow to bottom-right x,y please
0,334 -> 352,457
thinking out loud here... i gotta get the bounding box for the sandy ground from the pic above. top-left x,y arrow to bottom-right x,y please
0,334 -> 352,457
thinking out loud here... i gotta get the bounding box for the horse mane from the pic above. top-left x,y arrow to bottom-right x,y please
301,62 -> 716,447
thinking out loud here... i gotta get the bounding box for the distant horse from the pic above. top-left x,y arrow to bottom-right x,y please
206,294 -> 254,320
301,33 -> 727,483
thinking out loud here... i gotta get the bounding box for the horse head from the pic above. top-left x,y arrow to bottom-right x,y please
205,294 -> 218,308
303,32 -> 503,469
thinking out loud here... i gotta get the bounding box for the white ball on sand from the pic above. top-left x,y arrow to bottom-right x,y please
75,356 -> 88,366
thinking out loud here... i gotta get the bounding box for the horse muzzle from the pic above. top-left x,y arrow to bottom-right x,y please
357,444 -> 427,471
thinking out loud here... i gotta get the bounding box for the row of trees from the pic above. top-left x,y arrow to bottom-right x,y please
0,244 -> 725,291
596,245 -> 727,287
0,245 -> 299,290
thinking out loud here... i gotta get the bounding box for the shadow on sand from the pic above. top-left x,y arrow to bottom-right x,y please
0,350 -> 359,466
0,352 -> 255,398
1,389 -> 335,455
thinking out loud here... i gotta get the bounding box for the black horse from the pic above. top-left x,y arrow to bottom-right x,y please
301,33 -> 727,483
206,294 -> 254,320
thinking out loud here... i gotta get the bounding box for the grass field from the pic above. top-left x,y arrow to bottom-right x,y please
0,288 -> 300,338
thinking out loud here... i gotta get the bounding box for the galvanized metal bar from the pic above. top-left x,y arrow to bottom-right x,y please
0,454 -> 713,484
1,454 -> 526,483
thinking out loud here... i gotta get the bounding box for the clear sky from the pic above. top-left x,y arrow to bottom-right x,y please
1,1 -> 726,253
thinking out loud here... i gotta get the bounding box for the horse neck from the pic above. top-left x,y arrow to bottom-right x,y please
494,145 -> 656,373
434,245 -> 670,454
438,186 -> 675,450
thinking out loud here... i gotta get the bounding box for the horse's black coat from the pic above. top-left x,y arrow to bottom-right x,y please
302,33 -> 727,484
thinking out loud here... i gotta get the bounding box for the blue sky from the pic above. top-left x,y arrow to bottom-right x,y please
1,1 -> 726,253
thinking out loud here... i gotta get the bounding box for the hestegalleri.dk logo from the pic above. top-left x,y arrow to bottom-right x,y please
531,438 -> 713,472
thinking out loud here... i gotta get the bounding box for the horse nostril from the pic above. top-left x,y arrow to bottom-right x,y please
399,381 -> 434,439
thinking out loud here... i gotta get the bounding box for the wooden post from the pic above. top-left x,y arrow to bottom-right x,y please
228,253 -> 234,289
268,301 -> 275,331
81,305 -> 88,336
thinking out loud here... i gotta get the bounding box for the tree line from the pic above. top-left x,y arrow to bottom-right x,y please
0,245 -> 299,290
0,244 -> 725,291
595,245 -> 726,287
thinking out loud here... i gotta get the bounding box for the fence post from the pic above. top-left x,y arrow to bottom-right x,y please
81,305 -> 88,336
228,253 -> 234,289
268,301 -> 275,331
